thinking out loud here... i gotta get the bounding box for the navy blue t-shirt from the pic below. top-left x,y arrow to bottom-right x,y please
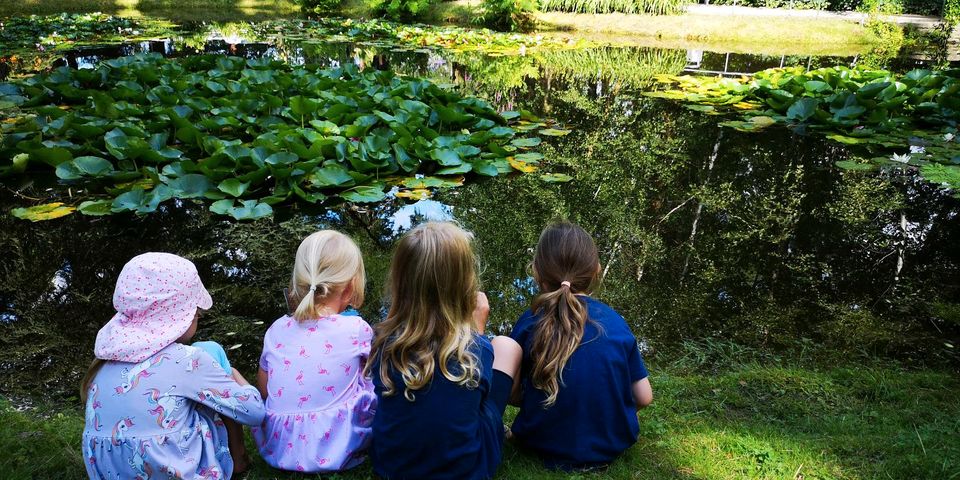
370,334 -> 503,480
509,296 -> 649,468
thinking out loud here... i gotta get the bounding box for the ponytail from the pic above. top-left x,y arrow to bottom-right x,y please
293,282 -> 331,320
530,283 -> 588,407
528,221 -> 601,408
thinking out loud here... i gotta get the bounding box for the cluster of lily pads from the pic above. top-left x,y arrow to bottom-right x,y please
0,13 -> 173,53
260,18 -> 596,55
0,53 -> 569,221
645,66 -> 960,195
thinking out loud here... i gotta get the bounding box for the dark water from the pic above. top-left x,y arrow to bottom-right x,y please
2,29 -> 960,402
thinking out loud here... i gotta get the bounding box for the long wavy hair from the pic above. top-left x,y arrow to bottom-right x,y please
289,230 -> 366,321
529,222 -> 601,407
366,222 -> 481,401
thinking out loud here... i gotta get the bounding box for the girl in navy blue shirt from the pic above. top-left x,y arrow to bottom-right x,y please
366,222 -> 523,480
509,222 -> 653,470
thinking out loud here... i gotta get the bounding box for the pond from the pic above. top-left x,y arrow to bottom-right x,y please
1,19 -> 959,402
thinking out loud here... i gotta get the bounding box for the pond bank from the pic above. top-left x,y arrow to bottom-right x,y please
4,351 -> 958,479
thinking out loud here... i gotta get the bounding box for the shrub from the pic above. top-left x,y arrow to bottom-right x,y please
299,0 -> 343,13
479,0 -> 538,31
368,0 -> 435,21
946,0 -> 960,24
538,0 -> 688,15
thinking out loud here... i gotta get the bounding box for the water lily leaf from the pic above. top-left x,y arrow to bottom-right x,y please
11,202 -> 76,221
432,149 -> 462,166
31,147 -> 73,167
395,188 -> 432,200
489,126 -> 514,137
920,164 -> 960,188
508,157 -> 538,173
510,137 -> 541,148
539,128 -> 572,136
266,152 -> 299,166
77,199 -> 113,216
683,105 -> 715,113
218,178 -> 251,197
341,185 -> 387,203
787,98 -> 819,122
540,173 -> 573,183
834,160 -> 877,171
500,111 -> 521,120
312,165 -> 355,187
402,176 -> 461,189
210,199 -> 273,220
166,174 -> 212,198
436,164 -> 472,175
472,160 -> 500,177
826,134 -> 870,145
514,152 -> 544,163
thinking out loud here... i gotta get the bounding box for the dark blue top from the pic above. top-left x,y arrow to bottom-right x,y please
370,334 -> 501,480
509,296 -> 649,468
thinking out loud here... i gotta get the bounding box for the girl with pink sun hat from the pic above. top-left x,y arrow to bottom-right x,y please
80,252 -> 265,479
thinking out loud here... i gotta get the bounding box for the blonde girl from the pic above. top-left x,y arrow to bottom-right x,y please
508,222 -> 653,469
367,221 -> 522,480
253,230 -> 377,472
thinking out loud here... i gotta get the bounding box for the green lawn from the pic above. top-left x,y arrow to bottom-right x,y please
4,354 -> 959,480
0,0 -> 300,22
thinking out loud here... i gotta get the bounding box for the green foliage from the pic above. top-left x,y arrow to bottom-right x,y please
0,13 -> 173,53
260,18 -> 595,55
647,66 -> 960,194
479,0 -> 538,32
537,47 -> 688,90
711,0 -> 942,13
946,0 -> 960,24
860,19 -> 905,68
0,53 -> 552,220
299,0 -> 342,12
538,0 -> 689,14
710,0 -> 830,10
368,0 -> 435,21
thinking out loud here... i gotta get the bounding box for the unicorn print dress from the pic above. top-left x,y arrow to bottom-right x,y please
253,314 -> 377,472
82,343 -> 266,479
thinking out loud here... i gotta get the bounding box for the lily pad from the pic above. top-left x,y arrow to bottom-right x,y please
11,202 -> 76,221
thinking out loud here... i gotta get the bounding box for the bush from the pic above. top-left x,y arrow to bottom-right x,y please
300,0 -> 343,13
538,0 -> 688,15
480,0 -> 538,31
368,0 -> 435,20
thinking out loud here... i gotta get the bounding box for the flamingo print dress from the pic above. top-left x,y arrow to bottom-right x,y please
82,343 -> 266,479
253,314 -> 377,472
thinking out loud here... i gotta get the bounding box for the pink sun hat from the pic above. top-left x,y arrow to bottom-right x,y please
94,252 -> 213,363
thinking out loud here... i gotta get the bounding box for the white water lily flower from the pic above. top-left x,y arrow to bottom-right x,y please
945,133 -> 955,142
909,145 -> 925,154
890,153 -> 911,164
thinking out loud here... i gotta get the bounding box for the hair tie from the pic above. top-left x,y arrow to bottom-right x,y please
560,281 -> 571,288
309,284 -> 317,292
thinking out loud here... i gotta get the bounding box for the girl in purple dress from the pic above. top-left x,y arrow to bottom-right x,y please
253,230 -> 376,472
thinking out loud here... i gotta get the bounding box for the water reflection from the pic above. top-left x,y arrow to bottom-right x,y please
1,31 -> 959,402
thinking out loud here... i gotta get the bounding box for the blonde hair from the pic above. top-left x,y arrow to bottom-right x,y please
529,222 -> 600,407
289,230 -> 365,321
366,222 -> 481,401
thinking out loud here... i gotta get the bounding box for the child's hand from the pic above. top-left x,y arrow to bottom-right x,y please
473,291 -> 490,334
231,368 -> 250,386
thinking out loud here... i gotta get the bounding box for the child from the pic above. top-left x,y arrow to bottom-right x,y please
253,230 -> 377,472
80,252 -> 266,480
367,222 -> 523,480
509,222 -> 653,470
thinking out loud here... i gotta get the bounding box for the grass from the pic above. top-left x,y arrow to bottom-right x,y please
0,0 -> 301,22
3,350 -> 959,479
426,0 -> 877,55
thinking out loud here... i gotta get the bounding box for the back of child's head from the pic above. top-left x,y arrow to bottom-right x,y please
530,222 -> 600,406
370,221 -> 480,401
290,230 -> 365,321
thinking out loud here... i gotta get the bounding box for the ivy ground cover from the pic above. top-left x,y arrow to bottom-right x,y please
646,66 -> 960,195
0,53 -> 561,220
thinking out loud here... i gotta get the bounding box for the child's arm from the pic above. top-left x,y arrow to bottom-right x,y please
186,349 -> 266,426
632,377 -> 653,409
256,368 -> 269,400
